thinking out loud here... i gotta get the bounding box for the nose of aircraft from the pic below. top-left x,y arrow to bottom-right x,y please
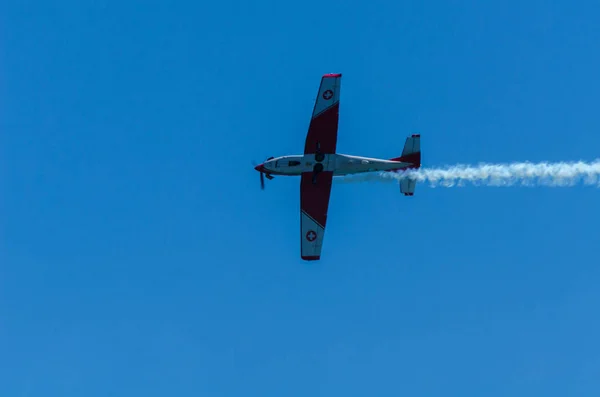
254,163 -> 264,172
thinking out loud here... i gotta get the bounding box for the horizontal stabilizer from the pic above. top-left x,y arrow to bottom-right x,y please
390,134 -> 421,167
402,134 -> 420,156
400,178 -> 416,196
396,134 -> 420,196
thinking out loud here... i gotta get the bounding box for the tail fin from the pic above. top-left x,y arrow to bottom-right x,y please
390,134 -> 421,196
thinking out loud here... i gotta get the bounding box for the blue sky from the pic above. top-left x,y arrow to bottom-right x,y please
2,1 -> 600,396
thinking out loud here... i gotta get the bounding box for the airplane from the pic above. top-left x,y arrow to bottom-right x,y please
254,73 -> 421,261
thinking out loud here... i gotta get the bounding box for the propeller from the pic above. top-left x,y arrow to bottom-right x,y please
254,157 -> 275,190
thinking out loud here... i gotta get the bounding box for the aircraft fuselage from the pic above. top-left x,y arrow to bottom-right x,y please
255,153 -> 414,176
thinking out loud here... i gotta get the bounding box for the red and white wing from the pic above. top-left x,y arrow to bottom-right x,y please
300,171 -> 333,260
299,73 -> 341,261
304,73 -> 341,155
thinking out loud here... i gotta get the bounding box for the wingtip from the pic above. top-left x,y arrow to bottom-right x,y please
323,73 -> 342,78
301,255 -> 321,261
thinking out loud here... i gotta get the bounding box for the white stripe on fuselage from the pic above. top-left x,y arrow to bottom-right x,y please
261,154 -> 412,176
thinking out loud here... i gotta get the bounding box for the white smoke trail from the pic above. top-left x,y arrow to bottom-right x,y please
335,160 -> 600,187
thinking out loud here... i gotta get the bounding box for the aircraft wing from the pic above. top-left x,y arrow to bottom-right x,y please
300,170 -> 333,260
300,73 -> 341,261
304,73 -> 341,154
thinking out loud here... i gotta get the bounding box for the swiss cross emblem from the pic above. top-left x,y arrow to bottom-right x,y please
322,90 -> 333,100
306,230 -> 317,242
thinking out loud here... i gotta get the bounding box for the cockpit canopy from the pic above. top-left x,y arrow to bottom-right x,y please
266,156 -> 303,168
